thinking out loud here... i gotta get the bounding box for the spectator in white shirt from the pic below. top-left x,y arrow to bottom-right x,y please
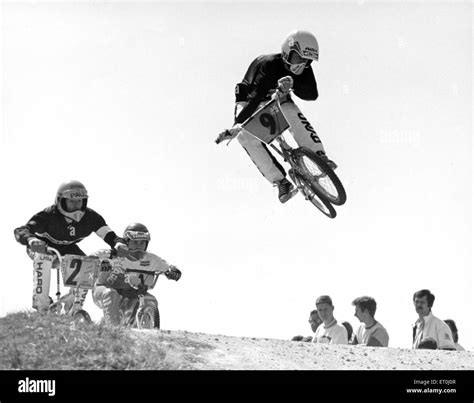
412,289 -> 455,350
312,295 -> 348,345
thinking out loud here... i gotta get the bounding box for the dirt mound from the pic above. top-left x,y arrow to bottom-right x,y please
131,329 -> 474,370
2,311 -> 472,371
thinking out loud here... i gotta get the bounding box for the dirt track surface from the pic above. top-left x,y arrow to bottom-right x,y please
130,329 -> 474,370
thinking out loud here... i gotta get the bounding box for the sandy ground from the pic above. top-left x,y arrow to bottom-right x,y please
130,329 -> 474,370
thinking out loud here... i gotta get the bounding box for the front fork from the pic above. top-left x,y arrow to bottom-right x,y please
70,287 -> 88,312
288,169 -> 306,198
49,287 -> 86,315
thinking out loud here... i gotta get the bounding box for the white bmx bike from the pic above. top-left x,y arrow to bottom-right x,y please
217,91 -> 347,218
46,247 -> 97,322
115,266 -> 168,330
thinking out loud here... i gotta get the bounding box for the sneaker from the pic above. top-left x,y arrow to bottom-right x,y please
317,151 -> 338,170
276,178 -> 294,203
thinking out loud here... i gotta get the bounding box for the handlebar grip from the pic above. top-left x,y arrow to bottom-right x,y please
215,129 -> 231,144
45,246 -> 61,258
44,246 -> 62,268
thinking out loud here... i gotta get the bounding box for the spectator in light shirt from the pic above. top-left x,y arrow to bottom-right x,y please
351,296 -> 389,347
312,295 -> 348,345
412,289 -> 455,350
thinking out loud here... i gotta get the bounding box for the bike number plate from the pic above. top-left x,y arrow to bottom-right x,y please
125,271 -> 157,289
242,99 -> 289,144
61,255 -> 99,289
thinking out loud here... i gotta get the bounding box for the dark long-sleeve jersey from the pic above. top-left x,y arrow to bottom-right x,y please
234,53 -> 318,125
14,205 -> 120,255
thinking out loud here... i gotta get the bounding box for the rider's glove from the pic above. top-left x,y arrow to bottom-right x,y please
100,260 -> 112,272
215,124 -> 242,144
277,76 -> 294,95
165,266 -> 182,281
28,237 -> 47,254
115,242 -> 139,262
115,242 -> 128,257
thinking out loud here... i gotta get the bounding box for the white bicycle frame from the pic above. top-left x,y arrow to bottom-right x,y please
222,89 -> 292,146
45,247 -> 98,314
45,247 -> 63,306
122,267 -> 167,327
238,91 -> 335,207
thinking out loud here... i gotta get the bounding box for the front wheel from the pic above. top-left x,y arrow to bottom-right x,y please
136,304 -> 160,330
292,148 -> 347,206
289,169 -> 337,219
47,300 -> 62,314
72,309 -> 92,323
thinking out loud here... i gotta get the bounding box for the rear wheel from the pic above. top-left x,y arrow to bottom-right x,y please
136,304 -> 160,330
289,169 -> 337,219
292,148 -> 346,206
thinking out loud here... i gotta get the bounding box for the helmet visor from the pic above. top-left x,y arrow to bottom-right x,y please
62,198 -> 86,212
287,50 -> 313,66
124,230 -> 151,242
284,51 -> 312,74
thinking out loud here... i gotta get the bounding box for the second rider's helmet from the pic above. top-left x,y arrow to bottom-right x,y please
123,222 -> 151,251
55,180 -> 89,222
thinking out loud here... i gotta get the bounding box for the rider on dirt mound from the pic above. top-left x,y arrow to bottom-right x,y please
91,222 -> 181,327
13,180 -> 128,312
232,30 -> 337,203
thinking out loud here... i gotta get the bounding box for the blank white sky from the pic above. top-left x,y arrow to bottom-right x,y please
0,1 -> 472,350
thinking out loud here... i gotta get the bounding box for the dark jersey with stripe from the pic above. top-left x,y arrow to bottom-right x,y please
234,53 -> 318,124
14,205 -> 119,255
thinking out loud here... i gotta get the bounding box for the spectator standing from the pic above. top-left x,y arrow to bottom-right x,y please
412,289 -> 455,350
312,295 -> 348,345
351,296 -> 389,347
291,309 -> 323,342
444,319 -> 465,351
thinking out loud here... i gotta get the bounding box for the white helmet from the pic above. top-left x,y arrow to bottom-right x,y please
55,180 -> 88,222
281,30 -> 319,68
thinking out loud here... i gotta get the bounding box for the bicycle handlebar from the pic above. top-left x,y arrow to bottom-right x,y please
216,86 -> 293,145
45,246 -> 62,265
125,268 -> 168,276
126,268 -> 165,292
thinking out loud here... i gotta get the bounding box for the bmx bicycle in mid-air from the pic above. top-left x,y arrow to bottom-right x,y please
216,89 -> 347,218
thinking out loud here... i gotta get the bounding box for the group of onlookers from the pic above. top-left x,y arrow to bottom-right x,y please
292,289 -> 465,351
